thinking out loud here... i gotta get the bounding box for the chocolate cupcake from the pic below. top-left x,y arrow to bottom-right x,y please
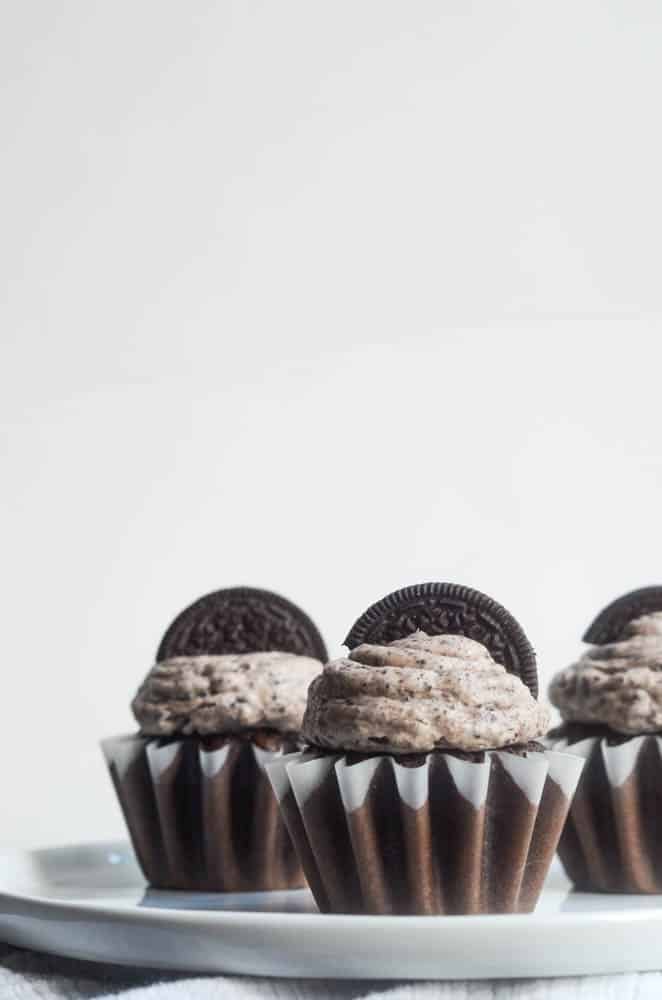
102,587 -> 326,892
267,583 -> 583,914
549,587 -> 662,893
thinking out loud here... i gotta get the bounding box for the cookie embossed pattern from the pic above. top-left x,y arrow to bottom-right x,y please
268,583 -> 584,915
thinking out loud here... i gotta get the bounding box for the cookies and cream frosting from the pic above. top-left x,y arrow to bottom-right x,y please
302,630 -> 549,753
132,652 -> 322,736
549,612 -> 662,735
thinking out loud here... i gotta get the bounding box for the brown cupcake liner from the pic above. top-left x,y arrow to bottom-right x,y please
551,732 -> 662,893
267,747 -> 583,914
102,733 -> 306,892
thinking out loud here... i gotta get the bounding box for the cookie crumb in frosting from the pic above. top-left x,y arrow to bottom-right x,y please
303,630 -> 549,754
132,651 -> 322,736
550,612 -> 662,734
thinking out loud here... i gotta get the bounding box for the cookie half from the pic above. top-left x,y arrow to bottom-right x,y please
344,582 -> 538,697
582,586 -> 662,645
156,587 -> 327,662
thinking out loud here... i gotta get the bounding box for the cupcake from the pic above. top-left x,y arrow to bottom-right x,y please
549,586 -> 662,893
102,587 -> 326,892
267,583 -> 583,914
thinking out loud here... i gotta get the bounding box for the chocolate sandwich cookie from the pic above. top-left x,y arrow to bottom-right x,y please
268,582 -> 583,915
157,586 -> 327,662
102,586 -> 326,892
345,581 -> 538,697
582,585 -> 662,645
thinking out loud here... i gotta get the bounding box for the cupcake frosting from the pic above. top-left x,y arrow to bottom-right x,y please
132,652 -> 322,736
549,612 -> 662,735
302,630 -> 549,753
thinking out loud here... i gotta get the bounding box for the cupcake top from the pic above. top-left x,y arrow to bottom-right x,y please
549,612 -> 662,735
133,586 -> 326,737
133,651 -> 323,736
303,630 -> 550,753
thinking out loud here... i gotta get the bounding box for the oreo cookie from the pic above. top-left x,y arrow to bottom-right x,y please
156,587 -> 327,662
582,586 -> 662,645
344,582 -> 538,698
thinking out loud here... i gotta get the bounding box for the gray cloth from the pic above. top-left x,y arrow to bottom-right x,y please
1,946 -> 662,1000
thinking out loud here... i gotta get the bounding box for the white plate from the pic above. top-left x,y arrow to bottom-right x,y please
1,841 -> 662,979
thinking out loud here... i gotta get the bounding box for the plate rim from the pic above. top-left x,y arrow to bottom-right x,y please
2,839 -> 662,930
4,840 -> 662,979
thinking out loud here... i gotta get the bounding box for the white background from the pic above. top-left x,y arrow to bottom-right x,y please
2,0 -> 662,848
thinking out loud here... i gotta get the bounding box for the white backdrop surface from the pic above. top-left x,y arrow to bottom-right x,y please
1,0 -> 662,848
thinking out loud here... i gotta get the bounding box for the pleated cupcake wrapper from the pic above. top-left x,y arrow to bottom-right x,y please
551,734 -> 662,893
102,733 -> 305,892
267,747 -> 584,914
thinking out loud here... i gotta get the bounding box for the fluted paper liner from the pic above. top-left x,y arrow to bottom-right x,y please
551,734 -> 662,893
267,747 -> 583,914
102,734 -> 305,891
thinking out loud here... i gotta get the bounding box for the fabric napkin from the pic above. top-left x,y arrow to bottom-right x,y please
2,945 -> 662,1000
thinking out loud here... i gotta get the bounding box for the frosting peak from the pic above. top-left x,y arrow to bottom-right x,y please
549,612 -> 662,735
302,630 -> 549,753
132,651 -> 322,736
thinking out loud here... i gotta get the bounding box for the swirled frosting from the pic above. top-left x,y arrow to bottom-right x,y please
301,630 -> 549,753
132,652 -> 322,736
549,612 -> 662,735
